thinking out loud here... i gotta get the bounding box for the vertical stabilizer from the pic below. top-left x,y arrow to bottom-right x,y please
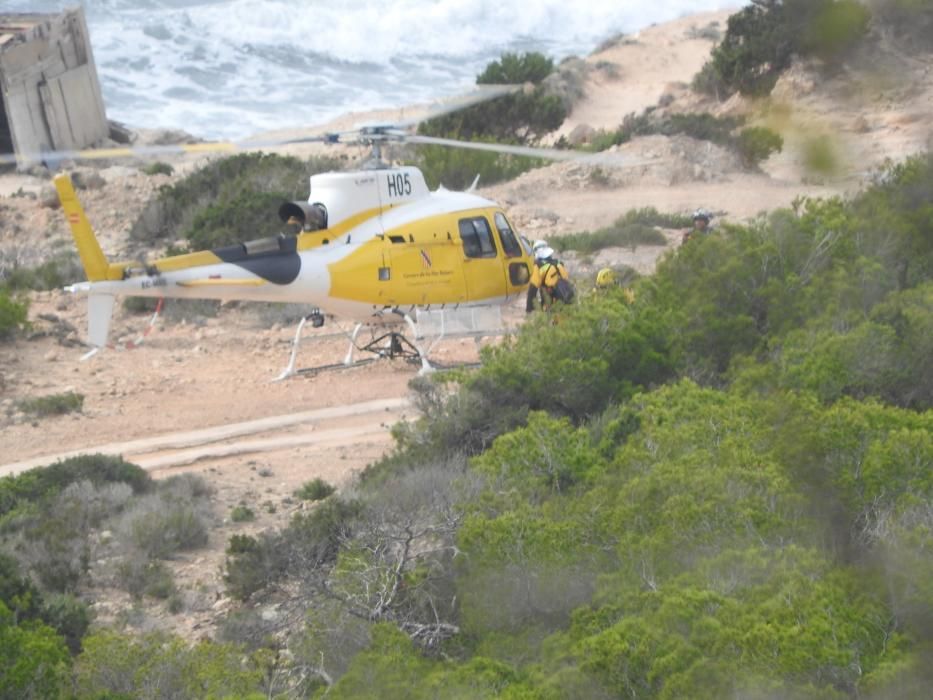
54,174 -> 110,282
87,294 -> 115,348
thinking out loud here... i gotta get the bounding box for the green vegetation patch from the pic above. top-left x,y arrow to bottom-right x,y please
0,289 -> 28,341
552,208 -> 683,254
584,111 -> 782,168
140,161 -> 174,176
1,252 -> 84,293
0,454 -> 151,522
15,391 -> 84,418
412,51 -> 566,189
230,504 -> 255,523
294,478 -> 336,502
131,151 -> 343,250
696,0 -> 871,98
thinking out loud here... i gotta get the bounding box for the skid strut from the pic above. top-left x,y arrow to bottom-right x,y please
275,312 -> 432,381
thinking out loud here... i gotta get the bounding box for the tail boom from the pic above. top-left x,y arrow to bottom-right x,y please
54,174 -> 120,282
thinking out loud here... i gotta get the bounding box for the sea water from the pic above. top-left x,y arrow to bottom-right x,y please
4,0 -> 741,140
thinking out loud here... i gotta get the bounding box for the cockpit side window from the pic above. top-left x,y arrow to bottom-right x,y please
459,217 -> 498,258
494,212 -> 522,258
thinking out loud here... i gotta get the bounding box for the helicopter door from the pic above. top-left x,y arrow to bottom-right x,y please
492,212 -> 529,300
457,215 -> 508,303
383,234 -> 466,306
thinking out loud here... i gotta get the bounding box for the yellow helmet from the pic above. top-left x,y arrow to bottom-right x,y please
596,268 -> 616,288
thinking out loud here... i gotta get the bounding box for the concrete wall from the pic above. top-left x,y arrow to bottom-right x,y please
0,8 -> 108,166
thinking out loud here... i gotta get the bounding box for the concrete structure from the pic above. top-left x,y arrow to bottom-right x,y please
0,8 -> 108,167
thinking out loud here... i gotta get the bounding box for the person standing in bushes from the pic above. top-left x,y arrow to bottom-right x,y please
526,245 -> 573,312
682,208 -> 713,245
594,267 -> 636,304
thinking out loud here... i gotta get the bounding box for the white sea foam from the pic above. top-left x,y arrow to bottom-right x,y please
7,0 -> 742,139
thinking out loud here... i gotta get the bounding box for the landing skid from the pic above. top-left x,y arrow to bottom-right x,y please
274,313 -> 432,381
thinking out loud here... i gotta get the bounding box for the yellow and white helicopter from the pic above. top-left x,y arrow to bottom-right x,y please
12,87 -> 643,376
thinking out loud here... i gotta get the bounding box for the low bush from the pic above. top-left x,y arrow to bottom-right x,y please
737,126 -> 784,167
0,454 -> 151,522
230,504 -> 255,523
117,557 -> 176,599
552,218 -> 668,255
698,0 -> 871,99
25,521 -> 91,592
412,51 -> 566,190
131,152 -> 343,247
411,144 -> 544,191
295,478 -> 336,502
223,533 -> 284,601
41,593 -> 91,654
129,504 -> 208,559
122,296 -> 160,315
0,288 -> 28,340
141,161 -> 174,176
1,254 -> 83,292
16,391 -> 84,418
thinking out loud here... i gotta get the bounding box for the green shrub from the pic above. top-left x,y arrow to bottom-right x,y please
411,144 -> 544,191
141,161 -> 174,176
128,502 -> 208,559
230,504 -> 255,523
121,296 -> 160,315
0,288 -> 28,340
131,152 -> 342,247
412,51 -> 566,190
74,630 -> 264,699
0,552 -> 43,621
27,521 -> 91,593
692,60 -> 731,99
802,135 -> 840,175
2,254 -> 84,292
804,0 -> 872,60
0,601 -> 71,699
116,556 -> 176,599
736,126 -> 784,167
224,533 -> 284,601
701,0 -> 871,99
15,391 -> 84,418
551,213 -> 669,255
294,478 -> 336,502
420,52 -> 565,144
590,112 -> 745,153
41,593 -> 91,654
186,190 -> 288,251
0,454 -> 150,521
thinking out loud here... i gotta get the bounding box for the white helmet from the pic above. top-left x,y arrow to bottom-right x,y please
535,245 -> 555,261
693,208 -> 712,222
532,239 -> 548,252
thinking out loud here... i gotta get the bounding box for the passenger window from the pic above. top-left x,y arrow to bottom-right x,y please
459,217 -> 498,258
494,212 -> 522,258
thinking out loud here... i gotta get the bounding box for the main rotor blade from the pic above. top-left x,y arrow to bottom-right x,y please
395,84 -> 524,128
406,134 -> 652,169
0,132 -> 346,166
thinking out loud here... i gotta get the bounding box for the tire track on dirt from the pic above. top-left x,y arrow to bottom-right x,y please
0,397 -> 410,477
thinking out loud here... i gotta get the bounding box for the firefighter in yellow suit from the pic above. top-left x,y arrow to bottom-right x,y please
526,245 -> 570,312
595,267 -> 636,304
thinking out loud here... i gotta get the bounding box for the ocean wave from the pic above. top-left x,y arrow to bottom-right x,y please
6,0 -> 741,139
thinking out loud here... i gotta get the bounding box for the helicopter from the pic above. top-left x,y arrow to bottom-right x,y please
15,87 -> 646,375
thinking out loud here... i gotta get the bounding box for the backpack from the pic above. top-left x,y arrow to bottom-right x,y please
544,262 -> 575,304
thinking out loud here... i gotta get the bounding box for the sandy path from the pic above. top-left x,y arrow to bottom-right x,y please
0,397 -> 410,477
